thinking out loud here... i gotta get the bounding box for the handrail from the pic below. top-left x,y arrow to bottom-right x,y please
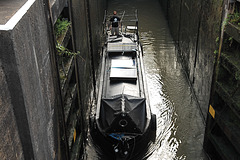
120,11 -> 125,33
103,10 -> 139,36
102,10 -> 107,25
120,11 -> 125,22
135,9 -> 139,38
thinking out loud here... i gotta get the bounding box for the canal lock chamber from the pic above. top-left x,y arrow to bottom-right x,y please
1,0 -> 240,159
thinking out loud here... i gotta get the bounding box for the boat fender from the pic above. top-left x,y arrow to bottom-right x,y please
150,114 -> 157,142
151,114 -> 157,131
114,145 -> 119,153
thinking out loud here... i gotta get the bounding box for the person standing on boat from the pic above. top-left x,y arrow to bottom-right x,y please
109,11 -> 121,36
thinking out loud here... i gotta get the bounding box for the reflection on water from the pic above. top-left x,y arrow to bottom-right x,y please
84,0 -> 208,159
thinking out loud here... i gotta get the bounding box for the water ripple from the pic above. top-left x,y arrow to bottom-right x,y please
85,0 -> 207,159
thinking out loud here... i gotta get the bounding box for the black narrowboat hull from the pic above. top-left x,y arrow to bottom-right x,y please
90,114 -> 156,160
90,11 -> 156,160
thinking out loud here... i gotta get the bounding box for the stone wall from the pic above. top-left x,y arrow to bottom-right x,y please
71,0 -> 92,113
70,0 -> 107,111
51,0 -> 68,23
159,0 -> 224,120
0,31 -> 25,160
0,0 -> 59,159
0,0 -> 107,159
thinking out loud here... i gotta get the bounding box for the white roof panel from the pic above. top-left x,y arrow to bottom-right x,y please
110,59 -> 137,80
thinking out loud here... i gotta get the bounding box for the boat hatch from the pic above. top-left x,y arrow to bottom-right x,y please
110,59 -> 137,81
107,43 -> 137,52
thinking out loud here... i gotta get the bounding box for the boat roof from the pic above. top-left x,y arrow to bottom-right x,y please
110,59 -> 137,80
104,54 -> 140,98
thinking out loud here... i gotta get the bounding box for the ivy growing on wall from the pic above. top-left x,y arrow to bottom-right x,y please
228,11 -> 240,27
54,17 -> 71,39
56,43 -> 80,57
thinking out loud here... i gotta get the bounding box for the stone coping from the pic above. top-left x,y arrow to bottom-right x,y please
0,0 -> 35,30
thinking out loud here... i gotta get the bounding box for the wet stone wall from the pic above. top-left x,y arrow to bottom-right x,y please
71,0 -> 92,117
88,0 -> 106,72
71,0 -> 107,123
159,0 -> 224,120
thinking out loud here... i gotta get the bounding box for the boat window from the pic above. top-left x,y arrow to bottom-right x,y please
110,59 -> 137,81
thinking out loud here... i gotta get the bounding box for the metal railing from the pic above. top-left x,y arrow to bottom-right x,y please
102,10 -> 139,36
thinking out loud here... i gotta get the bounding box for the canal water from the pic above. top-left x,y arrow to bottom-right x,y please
84,0 -> 209,159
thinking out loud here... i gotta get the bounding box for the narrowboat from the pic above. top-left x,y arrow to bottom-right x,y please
90,10 -> 156,160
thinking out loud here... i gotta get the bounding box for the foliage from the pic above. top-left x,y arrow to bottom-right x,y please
214,37 -> 219,56
228,36 -> 233,47
54,17 -> 71,38
227,12 -> 240,27
235,71 -> 240,81
215,37 -> 219,43
56,43 -> 80,57
56,43 -> 80,81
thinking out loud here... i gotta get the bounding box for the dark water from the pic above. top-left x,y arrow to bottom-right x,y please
84,0 -> 209,159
